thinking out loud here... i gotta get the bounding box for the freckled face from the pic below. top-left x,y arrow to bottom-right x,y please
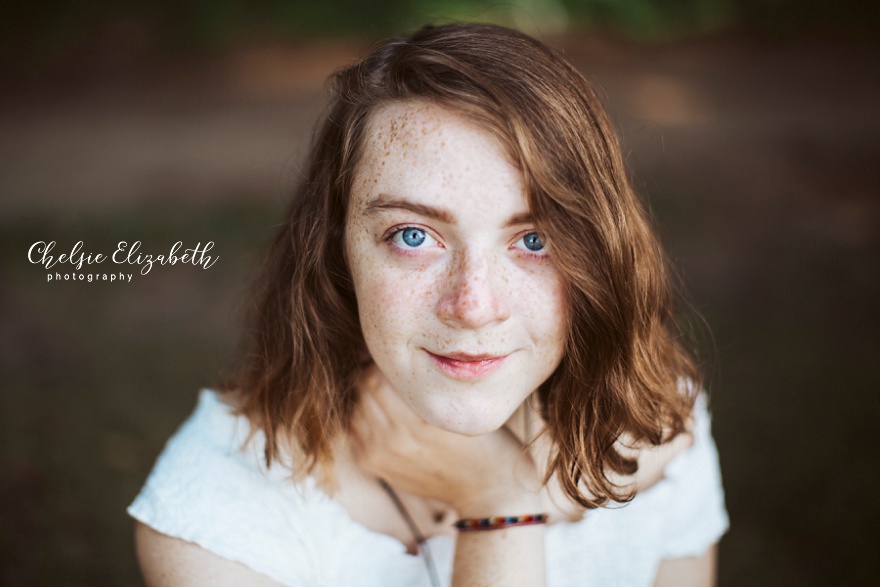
345,102 -> 567,436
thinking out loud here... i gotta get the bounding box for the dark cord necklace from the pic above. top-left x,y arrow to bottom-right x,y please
378,478 -> 442,587
375,398 -> 535,586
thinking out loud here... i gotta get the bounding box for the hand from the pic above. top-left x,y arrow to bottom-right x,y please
349,365 -> 542,517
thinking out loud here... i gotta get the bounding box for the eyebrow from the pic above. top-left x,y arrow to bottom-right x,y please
365,195 -> 534,228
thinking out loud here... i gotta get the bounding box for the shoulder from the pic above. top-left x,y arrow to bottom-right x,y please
127,389 -> 273,522
128,390 -> 330,585
610,393 -> 727,581
642,393 -> 729,559
134,521 -> 289,587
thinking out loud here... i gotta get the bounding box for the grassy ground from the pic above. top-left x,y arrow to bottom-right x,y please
1,34 -> 878,585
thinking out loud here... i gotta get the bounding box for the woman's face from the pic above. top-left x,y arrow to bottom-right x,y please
345,101 -> 567,436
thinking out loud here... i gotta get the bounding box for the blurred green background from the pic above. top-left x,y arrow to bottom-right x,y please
1,1 -> 878,585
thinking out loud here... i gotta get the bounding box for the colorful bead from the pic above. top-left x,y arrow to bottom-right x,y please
453,513 -> 548,532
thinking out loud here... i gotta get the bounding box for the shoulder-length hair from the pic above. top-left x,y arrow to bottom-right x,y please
230,22 -> 698,508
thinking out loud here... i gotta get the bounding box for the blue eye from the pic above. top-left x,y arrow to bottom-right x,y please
522,232 -> 544,252
401,228 -> 426,247
388,227 -> 438,250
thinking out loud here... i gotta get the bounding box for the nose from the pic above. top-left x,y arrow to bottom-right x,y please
436,250 -> 510,329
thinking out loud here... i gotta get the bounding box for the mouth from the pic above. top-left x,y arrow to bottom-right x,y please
425,350 -> 510,381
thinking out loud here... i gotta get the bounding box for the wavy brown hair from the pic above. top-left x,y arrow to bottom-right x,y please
229,22 -> 699,508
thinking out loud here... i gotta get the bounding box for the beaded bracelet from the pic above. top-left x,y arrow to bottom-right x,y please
453,513 -> 548,532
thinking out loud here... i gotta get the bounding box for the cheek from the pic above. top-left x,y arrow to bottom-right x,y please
358,278 -> 399,339
351,256 -> 438,358
521,272 -> 568,362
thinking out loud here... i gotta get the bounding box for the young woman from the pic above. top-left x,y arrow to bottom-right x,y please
129,23 -> 728,586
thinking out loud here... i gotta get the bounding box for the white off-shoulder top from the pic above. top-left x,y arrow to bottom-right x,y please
128,390 -> 728,586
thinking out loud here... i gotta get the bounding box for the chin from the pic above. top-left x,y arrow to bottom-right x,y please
427,416 -> 502,437
438,420 -> 504,437
412,390 -> 520,437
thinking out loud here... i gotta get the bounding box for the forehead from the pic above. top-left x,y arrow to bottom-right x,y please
364,101 -> 445,143
350,101 -> 525,212
359,100 -> 502,168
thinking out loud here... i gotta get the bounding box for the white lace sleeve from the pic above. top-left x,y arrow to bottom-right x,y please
658,393 -> 730,558
127,390 -> 321,586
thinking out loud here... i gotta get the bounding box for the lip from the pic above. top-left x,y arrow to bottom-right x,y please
426,350 -> 509,381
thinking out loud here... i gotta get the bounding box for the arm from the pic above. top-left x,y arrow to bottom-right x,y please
653,544 -> 718,587
351,366 -> 546,587
448,483 -> 545,587
134,522 -> 288,587
451,523 -> 545,587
